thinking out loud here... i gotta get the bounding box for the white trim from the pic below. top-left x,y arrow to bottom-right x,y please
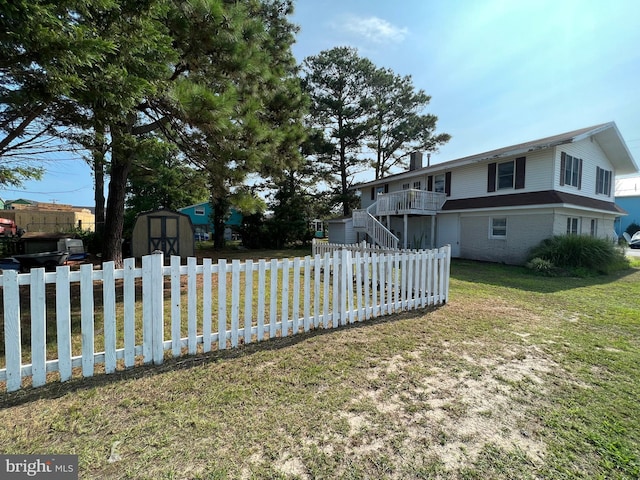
489,217 -> 507,239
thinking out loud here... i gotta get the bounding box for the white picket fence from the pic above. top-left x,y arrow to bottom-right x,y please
312,239 -> 414,257
0,246 -> 451,392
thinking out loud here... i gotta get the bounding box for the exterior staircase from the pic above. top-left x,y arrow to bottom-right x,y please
352,190 -> 447,249
352,201 -> 399,249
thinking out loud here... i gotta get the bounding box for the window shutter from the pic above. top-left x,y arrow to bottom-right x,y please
560,152 -> 566,186
445,172 -> 452,196
371,187 -> 375,200
595,167 -> 600,195
384,183 -> 389,193
427,175 -> 433,191
515,157 -> 526,189
487,163 -> 496,192
577,158 -> 583,190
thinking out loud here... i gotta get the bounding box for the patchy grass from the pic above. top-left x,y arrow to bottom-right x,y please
1,259 -> 639,479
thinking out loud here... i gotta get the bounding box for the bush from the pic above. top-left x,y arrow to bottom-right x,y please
527,235 -> 629,275
525,257 -> 557,276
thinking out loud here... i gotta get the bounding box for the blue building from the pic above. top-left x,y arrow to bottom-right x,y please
615,176 -> 640,236
178,202 -> 242,240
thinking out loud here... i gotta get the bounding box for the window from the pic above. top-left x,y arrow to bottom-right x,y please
490,217 -> 507,238
413,181 -> 421,190
566,217 -> 579,235
590,219 -> 598,237
497,161 -> 514,189
488,158 -> 525,192
596,167 -> 612,196
402,183 -> 410,190
560,152 -> 582,188
195,207 -> 205,216
434,174 -> 445,193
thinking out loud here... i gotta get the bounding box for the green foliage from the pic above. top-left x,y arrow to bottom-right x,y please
301,47 -> 376,216
301,46 -> 448,214
625,222 -> 640,236
124,138 -> 208,236
527,235 -> 629,275
367,67 -> 450,179
267,173 -> 314,248
525,257 -> 556,276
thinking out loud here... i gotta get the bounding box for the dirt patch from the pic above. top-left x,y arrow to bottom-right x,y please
303,340 -> 551,475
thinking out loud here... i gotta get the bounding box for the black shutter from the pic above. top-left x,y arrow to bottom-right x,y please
384,183 -> 389,193
371,187 -> 375,200
577,158 -> 583,190
445,171 -> 452,196
487,163 -> 496,192
515,157 -> 526,189
427,175 -> 433,191
560,152 -> 566,186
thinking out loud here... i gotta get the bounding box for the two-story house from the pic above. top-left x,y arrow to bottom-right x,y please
345,122 -> 638,264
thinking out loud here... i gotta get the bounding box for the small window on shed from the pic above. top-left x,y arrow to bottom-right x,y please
195,207 -> 205,216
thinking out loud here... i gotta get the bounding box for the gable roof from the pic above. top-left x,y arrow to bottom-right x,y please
356,122 -> 638,188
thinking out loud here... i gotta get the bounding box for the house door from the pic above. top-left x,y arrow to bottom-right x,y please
148,215 -> 180,256
436,214 -> 460,257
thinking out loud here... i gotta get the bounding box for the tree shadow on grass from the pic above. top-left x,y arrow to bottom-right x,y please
0,306 -> 437,408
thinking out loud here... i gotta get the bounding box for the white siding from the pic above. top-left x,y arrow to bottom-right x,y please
554,138 -> 615,200
552,208 -> 616,239
370,149 -> 555,201
459,210 -> 555,264
328,219 -> 356,245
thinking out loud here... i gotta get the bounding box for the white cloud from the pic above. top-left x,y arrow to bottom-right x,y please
337,15 -> 408,44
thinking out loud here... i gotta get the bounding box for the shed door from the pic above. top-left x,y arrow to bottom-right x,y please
148,215 -> 180,256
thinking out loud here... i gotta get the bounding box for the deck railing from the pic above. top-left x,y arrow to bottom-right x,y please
376,189 -> 446,215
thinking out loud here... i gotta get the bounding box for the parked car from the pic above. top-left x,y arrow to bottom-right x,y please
194,232 -> 210,241
0,218 -> 17,236
627,231 -> 640,249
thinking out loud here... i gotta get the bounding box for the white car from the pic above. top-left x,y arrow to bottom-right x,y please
623,231 -> 640,249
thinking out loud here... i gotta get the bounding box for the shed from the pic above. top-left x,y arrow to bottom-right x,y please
131,209 -> 195,259
327,217 -> 356,245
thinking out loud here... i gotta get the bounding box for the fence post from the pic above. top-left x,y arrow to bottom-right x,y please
3,269 -> 22,392
151,252 -> 165,365
143,252 -> 165,366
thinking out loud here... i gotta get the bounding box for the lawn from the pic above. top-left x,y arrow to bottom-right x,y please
0,255 -> 639,479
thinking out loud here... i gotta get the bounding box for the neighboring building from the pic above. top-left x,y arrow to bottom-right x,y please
2,199 -> 95,233
178,201 -> 242,241
341,122 -> 637,264
615,175 -> 640,235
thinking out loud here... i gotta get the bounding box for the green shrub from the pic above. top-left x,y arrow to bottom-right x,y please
527,235 -> 629,275
525,257 -> 557,276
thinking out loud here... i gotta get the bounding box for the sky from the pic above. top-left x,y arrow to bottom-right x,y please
4,0 -> 640,207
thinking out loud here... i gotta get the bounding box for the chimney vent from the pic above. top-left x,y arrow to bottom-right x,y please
409,151 -> 423,171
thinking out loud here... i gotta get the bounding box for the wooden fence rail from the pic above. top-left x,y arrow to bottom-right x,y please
0,246 -> 451,392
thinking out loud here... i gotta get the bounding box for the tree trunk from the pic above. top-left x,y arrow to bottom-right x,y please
93,133 -> 106,238
102,130 -> 131,267
212,197 -> 226,250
